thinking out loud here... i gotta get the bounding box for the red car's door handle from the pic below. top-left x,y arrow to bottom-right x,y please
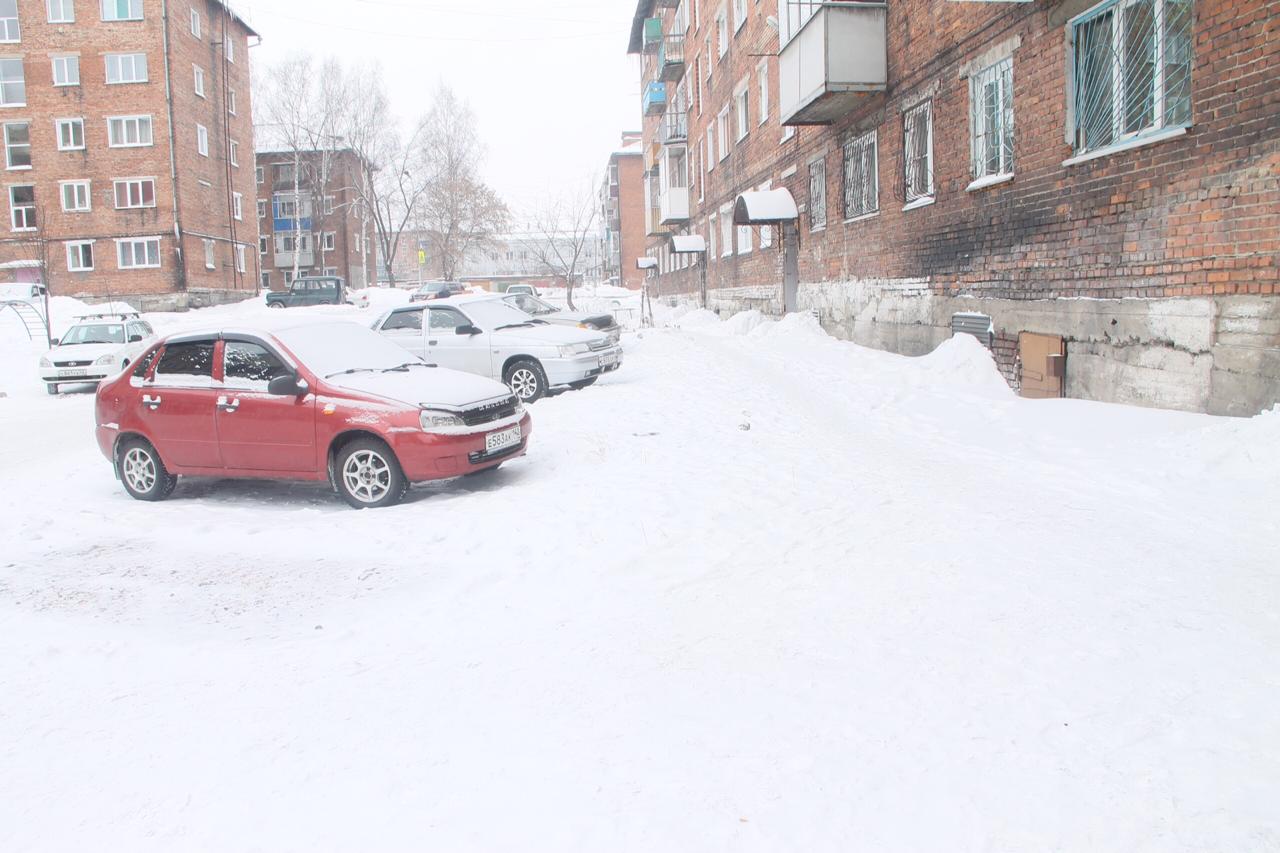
216,396 -> 240,413
142,394 -> 161,411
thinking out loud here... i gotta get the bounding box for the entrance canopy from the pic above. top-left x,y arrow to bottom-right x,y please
733,188 -> 799,225
636,257 -> 658,270
670,235 -> 707,254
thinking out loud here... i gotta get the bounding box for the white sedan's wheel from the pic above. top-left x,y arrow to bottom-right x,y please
504,359 -> 548,403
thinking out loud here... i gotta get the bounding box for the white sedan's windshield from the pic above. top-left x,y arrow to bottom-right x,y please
275,322 -> 425,377
462,300 -> 544,330
61,324 -> 125,345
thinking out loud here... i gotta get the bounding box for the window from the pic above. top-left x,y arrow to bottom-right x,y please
321,232 -> 336,251
716,106 -> 730,160
704,35 -> 712,79
108,115 -> 153,147
842,130 -> 878,220
274,163 -> 294,185
193,64 -> 205,97
105,52 -> 147,83
154,342 -> 215,384
260,272 -> 270,289
734,83 -> 750,141
970,58 -> 1014,182
0,0 -> 18,42
189,8 -> 200,38
9,185 -> 35,230
808,157 -> 827,231
227,88 -> 237,115
903,100 -> 934,204
428,308 -> 467,331
224,343 -> 289,390
117,237 -> 161,269
203,239 -> 216,269
257,199 -> 267,219
737,223 -> 752,255
255,166 -> 264,184
66,241 -> 94,272
275,233 -> 311,253
382,309 -> 422,332
1071,0 -> 1192,156
61,180 -> 90,212
4,121 -> 28,168
56,117 -> 84,150
101,0 -> 142,21
229,139 -> 239,166
113,177 -> 155,208
719,205 -> 733,257
323,196 -> 335,215
733,0 -> 747,33
705,127 -> 715,171
259,235 -> 268,255
0,58 -> 25,107
225,34 -> 235,62
323,267 -> 338,278
48,0 -> 75,24
283,270 -> 294,285
196,124 -> 208,156
52,55 -> 80,86
232,192 -> 243,220
757,60 -> 769,126
716,8 -> 728,57
235,244 -> 246,274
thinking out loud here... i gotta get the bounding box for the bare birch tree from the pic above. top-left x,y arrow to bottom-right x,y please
521,179 -> 600,310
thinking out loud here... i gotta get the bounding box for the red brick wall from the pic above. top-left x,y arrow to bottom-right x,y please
616,152 -> 647,289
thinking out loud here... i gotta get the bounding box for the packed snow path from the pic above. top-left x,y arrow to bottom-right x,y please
1,302 -> 1277,851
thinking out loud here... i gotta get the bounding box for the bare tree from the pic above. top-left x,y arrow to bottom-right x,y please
521,179 -> 600,310
416,85 -> 510,281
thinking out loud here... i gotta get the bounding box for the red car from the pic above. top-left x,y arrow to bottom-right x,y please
94,322 -> 532,508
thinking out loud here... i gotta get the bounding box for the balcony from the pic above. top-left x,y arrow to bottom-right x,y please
778,1 -> 888,126
662,110 -> 688,145
658,34 -> 685,82
642,17 -> 663,53
643,81 -> 667,116
659,186 -> 689,224
654,0 -> 680,7
275,251 -> 314,268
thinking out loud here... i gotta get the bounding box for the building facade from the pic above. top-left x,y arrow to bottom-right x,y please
0,0 -> 259,310
386,229 -> 603,293
628,0 -> 1279,416
599,131 -> 646,290
254,148 -> 375,291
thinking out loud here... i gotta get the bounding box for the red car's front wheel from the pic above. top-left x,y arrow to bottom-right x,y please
335,438 -> 408,509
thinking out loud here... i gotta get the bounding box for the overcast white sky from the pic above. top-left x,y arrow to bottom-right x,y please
237,0 -> 643,211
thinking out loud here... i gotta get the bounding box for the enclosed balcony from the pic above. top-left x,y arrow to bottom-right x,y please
658,145 -> 689,224
275,251 -> 314,269
778,1 -> 888,126
642,17 -> 663,53
658,34 -> 685,82
659,186 -> 689,224
643,81 -> 667,116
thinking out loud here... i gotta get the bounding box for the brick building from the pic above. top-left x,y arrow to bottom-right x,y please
628,0 -> 1279,416
254,148 -> 375,291
598,131 -> 647,289
0,0 -> 260,310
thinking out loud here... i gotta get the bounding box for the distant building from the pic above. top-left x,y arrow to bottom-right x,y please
598,132 -> 646,290
254,149 -> 376,291
387,230 -> 602,293
0,0 -> 260,311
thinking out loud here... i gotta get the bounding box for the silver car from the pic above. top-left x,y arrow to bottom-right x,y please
502,293 -> 622,346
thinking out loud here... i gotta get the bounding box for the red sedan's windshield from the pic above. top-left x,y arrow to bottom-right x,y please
274,322 -> 426,378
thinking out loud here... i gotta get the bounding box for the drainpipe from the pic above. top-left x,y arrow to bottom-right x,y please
159,0 -> 187,293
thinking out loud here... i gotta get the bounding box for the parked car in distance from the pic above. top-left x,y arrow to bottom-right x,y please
505,284 -> 540,297
94,322 -> 531,508
0,282 -> 48,305
266,276 -> 348,308
372,295 -> 622,402
40,313 -> 157,395
502,293 -> 622,346
410,281 -> 467,302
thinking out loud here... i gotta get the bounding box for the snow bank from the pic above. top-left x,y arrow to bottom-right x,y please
1168,405 -> 1280,481
719,309 -> 769,336
749,310 -> 828,341
915,334 -> 1014,398
671,308 -> 721,329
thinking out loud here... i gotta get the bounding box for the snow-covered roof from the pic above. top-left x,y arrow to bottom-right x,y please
733,189 -> 799,224
670,235 -> 707,254
0,260 -> 40,269
636,257 -> 658,269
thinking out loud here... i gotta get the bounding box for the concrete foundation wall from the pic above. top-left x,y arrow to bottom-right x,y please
77,289 -> 257,314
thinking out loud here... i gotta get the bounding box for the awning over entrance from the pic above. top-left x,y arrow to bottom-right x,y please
733,188 -> 799,224
670,235 -> 707,254
636,257 -> 658,269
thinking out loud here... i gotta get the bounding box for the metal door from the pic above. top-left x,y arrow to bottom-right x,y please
1019,332 -> 1066,399
782,222 -> 799,313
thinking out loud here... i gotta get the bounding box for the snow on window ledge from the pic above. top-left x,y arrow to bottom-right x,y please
1062,126 -> 1188,168
966,173 -> 1014,193
902,196 -> 936,212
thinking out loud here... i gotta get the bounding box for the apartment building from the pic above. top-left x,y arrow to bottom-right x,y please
628,0 -> 1279,416
598,131 -> 646,290
255,148 -> 375,291
0,0 -> 259,310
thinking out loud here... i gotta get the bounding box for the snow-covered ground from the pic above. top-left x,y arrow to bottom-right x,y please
1,295 -> 1277,851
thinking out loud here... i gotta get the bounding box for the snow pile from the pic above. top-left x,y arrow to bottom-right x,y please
749,310 -> 828,341
719,309 -> 769,336
915,334 -> 1014,398
669,307 -> 721,329
1167,404 -> 1280,481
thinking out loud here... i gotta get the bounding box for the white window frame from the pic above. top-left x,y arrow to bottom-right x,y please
225,34 -> 235,63
719,203 -> 733,257
737,222 -> 752,255
705,127 -> 715,172
107,114 -> 153,148
757,59 -> 770,126
56,117 -> 85,150
0,58 -> 26,107
52,55 -> 81,87
228,88 -> 237,116
258,235 -> 268,255
190,8 -> 200,38
60,179 -> 91,212
708,214 -> 717,260
0,0 -> 19,43
733,0 -> 748,33
903,99 -> 935,207
100,0 -> 143,22
117,237 -> 162,270
203,238 -> 216,270
759,181 -> 774,247
970,57 -> 1015,183
193,64 -> 205,98
255,166 -> 265,184
105,52 -> 147,84
232,192 -> 243,220
716,105 -> 730,160
229,139 -> 239,167
47,0 -> 76,24
66,240 -> 95,272
112,176 -> 156,209
321,232 -> 337,252
257,199 -> 267,219
716,7 -> 728,58
734,81 -> 750,141
9,185 -> 36,231
842,129 -> 879,221
196,124 -> 208,157
3,120 -> 29,169
235,245 -> 247,274
323,195 -> 335,215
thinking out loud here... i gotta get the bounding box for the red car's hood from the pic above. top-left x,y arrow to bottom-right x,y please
326,368 -> 512,410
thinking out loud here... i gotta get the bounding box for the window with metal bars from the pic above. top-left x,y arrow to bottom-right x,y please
808,157 -> 827,231
903,100 -> 934,203
842,130 -> 878,220
970,58 -> 1013,180
1071,0 -> 1192,155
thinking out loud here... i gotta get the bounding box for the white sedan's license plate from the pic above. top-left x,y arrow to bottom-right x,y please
58,369 -> 88,378
599,352 -> 619,368
485,424 -> 521,453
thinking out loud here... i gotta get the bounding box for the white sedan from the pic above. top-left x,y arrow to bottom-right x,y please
39,314 -> 157,395
372,295 -> 622,402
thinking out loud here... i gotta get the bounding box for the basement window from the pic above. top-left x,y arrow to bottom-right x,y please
1069,0 -> 1192,157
